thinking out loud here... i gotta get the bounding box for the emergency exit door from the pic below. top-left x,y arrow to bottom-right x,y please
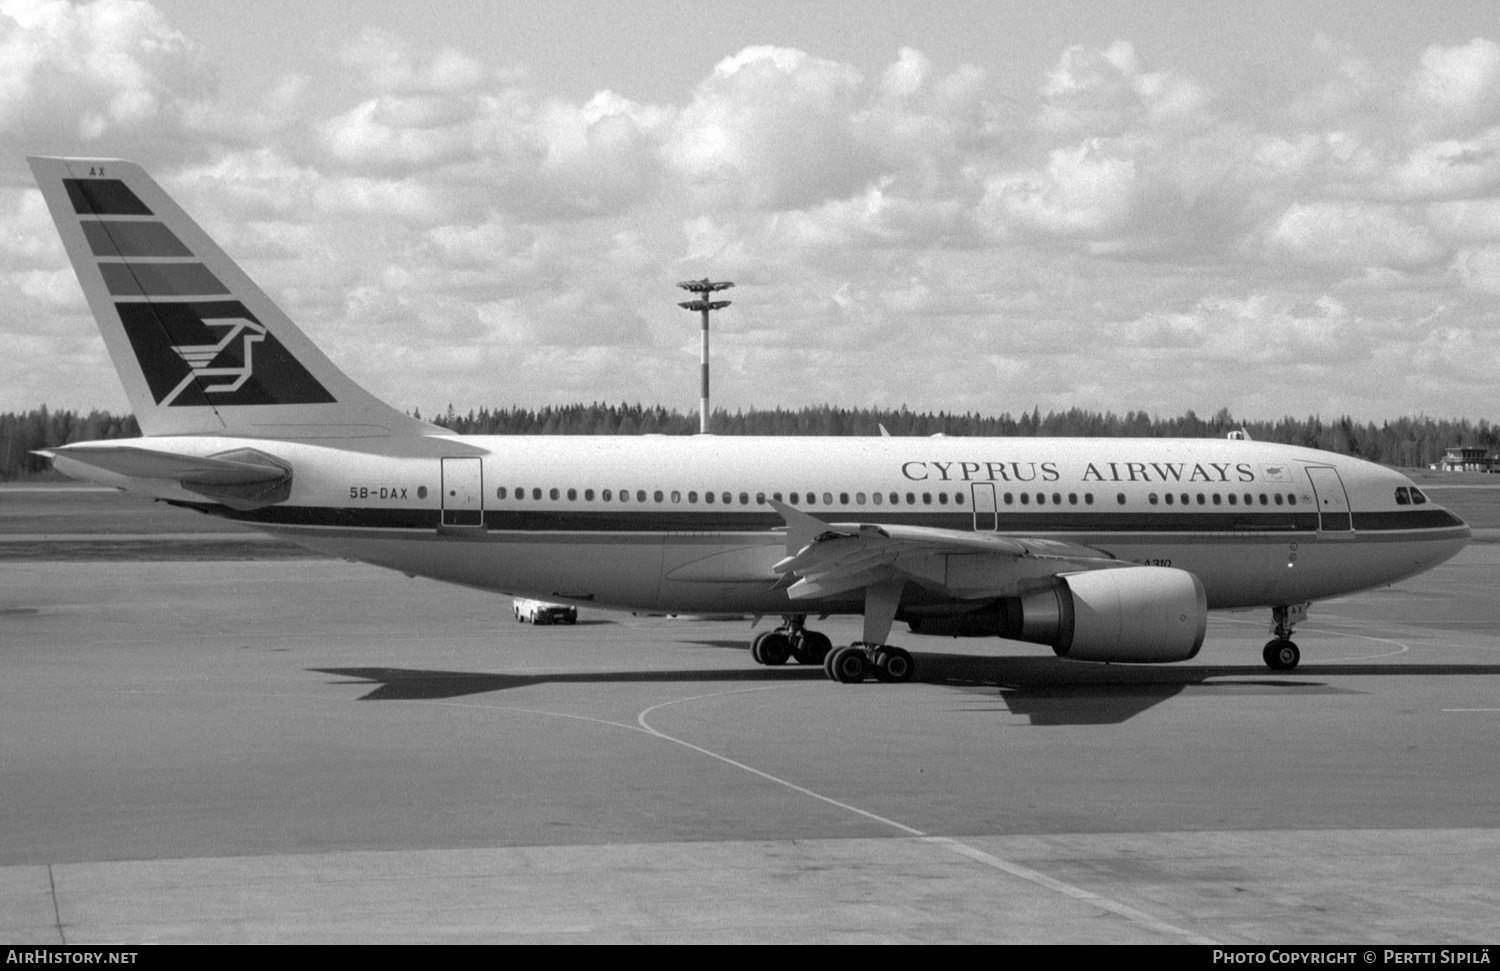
971,482 -> 998,531
441,457 -> 484,527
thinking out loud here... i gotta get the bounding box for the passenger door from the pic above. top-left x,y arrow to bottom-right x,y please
441,457 -> 484,527
1306,466 -> 1352,534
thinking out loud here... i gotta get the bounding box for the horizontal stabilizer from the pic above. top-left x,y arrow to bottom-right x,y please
44,443 -> 283,483
43,443 -> 293,510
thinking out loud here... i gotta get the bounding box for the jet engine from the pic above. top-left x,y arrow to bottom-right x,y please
906,566 -> 1208,663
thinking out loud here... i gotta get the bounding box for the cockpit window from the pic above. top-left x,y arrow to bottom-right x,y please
1410,487 -> 1428,505
1395,487 -> 1410,505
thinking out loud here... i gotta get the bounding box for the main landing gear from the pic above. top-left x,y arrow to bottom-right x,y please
750,581 -> 918,685
824,643 -> 914,684
1263,604 -> 1306,671
750,615 -> 833,667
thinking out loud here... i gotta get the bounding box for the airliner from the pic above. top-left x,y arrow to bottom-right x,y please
27,156 -> 1471,683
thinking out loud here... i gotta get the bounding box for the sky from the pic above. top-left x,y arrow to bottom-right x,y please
3,0 -> 1500,422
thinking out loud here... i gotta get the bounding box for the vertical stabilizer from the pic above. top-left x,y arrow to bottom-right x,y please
28,156 -> 439,439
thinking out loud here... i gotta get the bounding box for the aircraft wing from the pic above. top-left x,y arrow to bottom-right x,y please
768,499 -> 1120,601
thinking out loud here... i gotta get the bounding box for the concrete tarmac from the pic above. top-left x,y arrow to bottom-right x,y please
2,550 -> 1498,944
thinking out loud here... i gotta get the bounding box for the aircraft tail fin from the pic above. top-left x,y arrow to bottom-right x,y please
28,156 -> 439,439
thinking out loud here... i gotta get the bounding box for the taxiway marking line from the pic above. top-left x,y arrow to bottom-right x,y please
1219,616 -> 1412,660
636,687 -> 1217,945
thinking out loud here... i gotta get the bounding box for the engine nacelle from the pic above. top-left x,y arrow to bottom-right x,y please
905,566 -> 1208,663
1025,567 -> 1207,663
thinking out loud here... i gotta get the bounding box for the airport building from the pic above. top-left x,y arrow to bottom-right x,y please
1437,446 -> 1499,472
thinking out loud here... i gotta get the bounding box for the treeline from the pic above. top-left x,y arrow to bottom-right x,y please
3,404 -> 1495,480
424,403 -> 1490,468
1,408 -> 139,480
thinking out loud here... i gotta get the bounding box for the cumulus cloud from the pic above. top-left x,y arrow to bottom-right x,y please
4,5 -> 1500,421
0,0 -> 212,161
1404,38 -> 1500,136
665,46 -> 874,211
1267,201 -> 1443,268
1038,41 -> 1211,136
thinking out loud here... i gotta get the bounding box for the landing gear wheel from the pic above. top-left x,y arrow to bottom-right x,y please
794,630 -> 833,666
753,632 -> 792,666
872,646 -> 914,683
750,631 -> 769,665
1263,638 -> 1300,671
826,645 -> 870,683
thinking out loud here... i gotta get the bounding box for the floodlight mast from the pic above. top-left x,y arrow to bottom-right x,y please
677,278 -> 733,434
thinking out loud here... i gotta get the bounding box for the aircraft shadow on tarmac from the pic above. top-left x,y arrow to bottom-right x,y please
311,656 -> 1500,726
920,654 -> 1500,725
310,665 -> 828,700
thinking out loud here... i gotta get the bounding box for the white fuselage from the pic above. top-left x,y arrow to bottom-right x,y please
58,434 -> 1470,618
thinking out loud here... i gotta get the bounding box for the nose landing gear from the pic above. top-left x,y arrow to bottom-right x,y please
1263,603 -> 1308,670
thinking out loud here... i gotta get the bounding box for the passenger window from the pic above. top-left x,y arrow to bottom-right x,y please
741,493 -> 750,505
723,492 -> 732,504
1274,493 -> 1283,505
840,493 -> 849,505
773,492 -> 783,502
640,490 -> 650,502
1037,493 -> 1046,505
806,493 -> 816,506
1085,493 -> 1094,505
1005,492 -> 1014,504
1052,493 -> 1062,505
703,491 -> 713,504
550,488 -> 560,500
1116,493 -> 1125,505
1288,494 -> 1296,505
1180,493 -> 1189,506
905,493 -> 916,505
922,493 -> 932,505
689,491 -> 699,503
790,493 -> 800,504
1196,493 -> 1205,505
567,488 -> 577,501
1212,494 -> 1221,505
496,487 -> 507,499
1228,493 -> 1237,505
823,492 -> 833,505
1259,494 -> 1268,505
856,492 -> 866,505
1149,493 -> 1159,505
666,490 -> 676,503
872,493 -> 882,505
532,488 -> 542,500
584,489 -> 594,501
1068,493 -> 1078,505
938,492 -> 948,505
955,492 -> 964,504
1020,493 -> 1030,505
1164,493 -> 1174,505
